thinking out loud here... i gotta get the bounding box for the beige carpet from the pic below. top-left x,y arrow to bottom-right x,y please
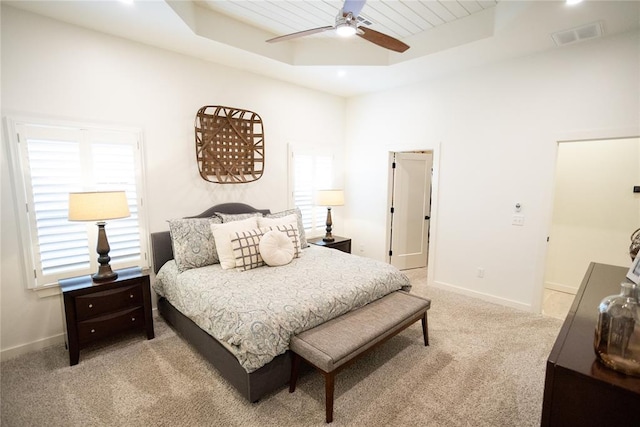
1,269 -> 562,426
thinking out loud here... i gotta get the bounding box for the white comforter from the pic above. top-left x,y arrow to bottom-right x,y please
154,245 -> 411,372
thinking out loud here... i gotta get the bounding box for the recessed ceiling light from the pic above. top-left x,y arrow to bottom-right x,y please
566,0 -> 584,5
120,0 -> 134,5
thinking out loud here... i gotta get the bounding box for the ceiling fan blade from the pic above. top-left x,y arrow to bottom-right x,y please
342,0 -> 366,17
358,27 -> 410,53
266,26 -> 334,43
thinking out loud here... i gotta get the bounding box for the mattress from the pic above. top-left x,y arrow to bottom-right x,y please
154,245 -> 410,372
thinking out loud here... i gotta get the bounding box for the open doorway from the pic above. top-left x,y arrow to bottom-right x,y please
386,151 -> 433,270
543,137 -> 640,318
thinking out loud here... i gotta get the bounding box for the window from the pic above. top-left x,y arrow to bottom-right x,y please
290,149 -> 333,235
6,118 -> 148,288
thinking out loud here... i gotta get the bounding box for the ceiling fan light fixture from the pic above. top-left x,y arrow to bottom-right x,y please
265,0 -> 409,52
336,24 -> 357,37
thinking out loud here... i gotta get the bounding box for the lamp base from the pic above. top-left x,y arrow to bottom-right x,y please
323,207 -> 335,242
92,221 -> 118,283
92,265 -> 118,283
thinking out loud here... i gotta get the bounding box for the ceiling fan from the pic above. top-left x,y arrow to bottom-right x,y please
266,0 -> 410,53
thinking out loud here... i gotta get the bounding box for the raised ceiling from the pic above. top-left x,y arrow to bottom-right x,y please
4,1 -> 640,97
203,0 -> 498,39
167,0 -> 498,66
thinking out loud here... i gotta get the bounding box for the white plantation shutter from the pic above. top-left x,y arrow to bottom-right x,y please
26,134 -> 90,276
91,141 -> 141,264
10,120 -> 148,288
292,152 -> 333,234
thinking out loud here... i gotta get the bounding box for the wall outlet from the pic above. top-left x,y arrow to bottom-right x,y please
477,267 -> 485,278
358,244 -> 364,253
512,214 -> 525,226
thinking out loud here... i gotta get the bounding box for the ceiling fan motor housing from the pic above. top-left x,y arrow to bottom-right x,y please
336,12 -> 358,37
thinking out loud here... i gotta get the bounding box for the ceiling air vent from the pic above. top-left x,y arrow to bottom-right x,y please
356,15 -> 373,26
551,22 -> 603,47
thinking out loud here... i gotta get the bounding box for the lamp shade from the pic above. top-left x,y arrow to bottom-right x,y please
316,190 -> 345,207
68,191 -> 130,222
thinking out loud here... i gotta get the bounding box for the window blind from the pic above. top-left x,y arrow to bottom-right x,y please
292,152 -> 333,234
26,136 -> 90,276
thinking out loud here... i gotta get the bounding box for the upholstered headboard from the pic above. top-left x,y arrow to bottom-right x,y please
150,203 -> 270,274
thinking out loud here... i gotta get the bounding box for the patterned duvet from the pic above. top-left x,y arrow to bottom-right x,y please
154,245 -> 411,372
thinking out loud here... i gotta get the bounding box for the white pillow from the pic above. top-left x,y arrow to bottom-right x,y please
210,217 -> 259,269
258,214 -> 300,250
259,230 -> 295,267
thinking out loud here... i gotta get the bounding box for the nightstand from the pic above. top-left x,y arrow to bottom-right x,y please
308,236 -> 352,254
60,267 -> 154,366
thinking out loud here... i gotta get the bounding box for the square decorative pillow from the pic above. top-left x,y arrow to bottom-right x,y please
231,228 -> 266,271
210,217 -> 259,269
259,213 -> 302,252
168,217 -> 223,273
265,208 -> 308,248
215,212 -> 263,223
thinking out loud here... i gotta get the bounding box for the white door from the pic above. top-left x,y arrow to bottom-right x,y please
388,152 -> 433,270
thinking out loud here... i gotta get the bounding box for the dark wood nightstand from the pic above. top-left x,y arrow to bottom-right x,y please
60,267 -> 154,366
308,236 -> 351,254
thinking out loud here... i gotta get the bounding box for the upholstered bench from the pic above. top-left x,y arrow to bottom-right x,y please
288,291 -> 431,423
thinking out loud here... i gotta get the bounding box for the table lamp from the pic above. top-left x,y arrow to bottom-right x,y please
68,191 -> 130,282
316,189 -> 344,242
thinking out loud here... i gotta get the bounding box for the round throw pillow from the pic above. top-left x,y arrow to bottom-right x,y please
259,230 -> 295,266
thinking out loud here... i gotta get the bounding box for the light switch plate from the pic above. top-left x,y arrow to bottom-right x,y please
512,215 -> 525,226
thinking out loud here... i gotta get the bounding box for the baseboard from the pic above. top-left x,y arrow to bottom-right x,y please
0,307 -> 161,362
0,333 -> 66,362
544,281 -> 578,295
432,281 -> 533,312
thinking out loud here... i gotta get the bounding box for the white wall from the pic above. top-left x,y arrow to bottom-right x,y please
545,138 -> 640,293
344,30 -> 640,311
0,6 -> 346,357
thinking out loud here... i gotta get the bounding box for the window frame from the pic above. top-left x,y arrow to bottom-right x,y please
288,144 -> 336,238
4,115 -> 150,291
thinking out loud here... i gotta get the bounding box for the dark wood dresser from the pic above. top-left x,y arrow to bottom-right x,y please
308,236 -> 351,254
542,262 -> 640,426
60,267 -> 154,366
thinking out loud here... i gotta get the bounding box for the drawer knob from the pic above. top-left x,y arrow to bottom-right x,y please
88,304 -> 93,308
131,317 -> 136,322
130,294 -> 134,298
91,329 -> 95,333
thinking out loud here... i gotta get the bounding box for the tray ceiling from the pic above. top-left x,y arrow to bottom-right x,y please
4,1 -> 640,97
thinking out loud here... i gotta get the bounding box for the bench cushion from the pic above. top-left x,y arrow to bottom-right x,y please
290,291 -> 430,373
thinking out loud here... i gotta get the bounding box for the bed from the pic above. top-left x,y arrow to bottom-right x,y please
151,203 -> 410,402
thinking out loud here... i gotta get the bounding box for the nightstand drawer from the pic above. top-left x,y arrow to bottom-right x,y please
75,284 -> 142,321
78,307 -> 145,344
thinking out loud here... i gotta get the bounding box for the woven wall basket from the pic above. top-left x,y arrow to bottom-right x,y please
195,105 -> 264,184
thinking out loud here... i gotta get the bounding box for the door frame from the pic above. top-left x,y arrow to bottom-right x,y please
536,127 -> 640,314
386,146 -> 441,287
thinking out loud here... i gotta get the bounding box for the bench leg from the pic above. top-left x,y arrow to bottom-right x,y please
289,353 -> 301,393
422,312 -> 429,346
324,371 -> 335,423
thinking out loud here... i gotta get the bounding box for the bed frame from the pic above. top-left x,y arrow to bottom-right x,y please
151,203 -> 293,402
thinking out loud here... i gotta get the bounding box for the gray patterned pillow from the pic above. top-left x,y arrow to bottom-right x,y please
215,212 -> 263,223
168,217 -> 222,272
266,207 -> 308,248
